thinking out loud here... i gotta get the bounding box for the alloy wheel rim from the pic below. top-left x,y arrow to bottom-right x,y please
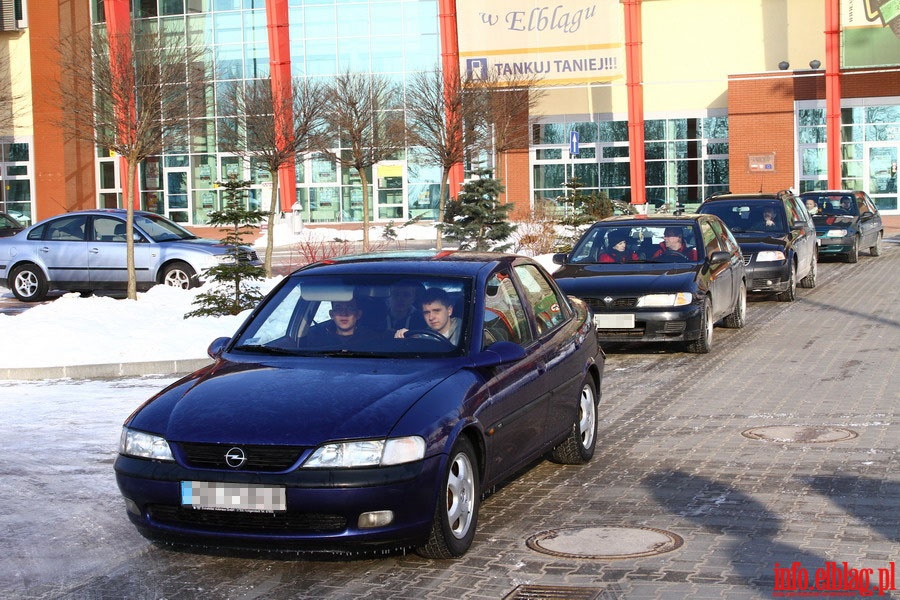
579,385 -> 596,449
446,452 -> 475,539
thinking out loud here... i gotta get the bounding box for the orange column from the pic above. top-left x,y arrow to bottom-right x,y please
266,0 -> 297,212
825,0 -> 842,190
439,0 -> 464,198
623,0 -> 646,206
104,0 -> 139,209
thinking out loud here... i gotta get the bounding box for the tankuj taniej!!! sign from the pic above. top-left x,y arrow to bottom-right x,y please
457,0 -> 625,85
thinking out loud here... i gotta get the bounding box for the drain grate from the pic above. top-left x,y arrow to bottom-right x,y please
742,425 -> 858,444
527,526 -> 683,560
503,584 -> 608,600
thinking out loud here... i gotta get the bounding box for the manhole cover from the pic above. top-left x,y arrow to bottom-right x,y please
526,526 -> 683,559
742,425 -> 858,444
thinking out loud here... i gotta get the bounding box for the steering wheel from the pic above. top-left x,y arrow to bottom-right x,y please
660,249 -> 688,262
403,329 -> 448,342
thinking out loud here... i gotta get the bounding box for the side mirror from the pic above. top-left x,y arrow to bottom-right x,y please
470,341 -> 527,368
552,253 -> 568,265
207,336 -> 230,358
708,250 -> 731,264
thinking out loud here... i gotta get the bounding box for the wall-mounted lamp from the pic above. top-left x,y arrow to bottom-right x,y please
778,61 -> 790,70
809,59 -> 821,70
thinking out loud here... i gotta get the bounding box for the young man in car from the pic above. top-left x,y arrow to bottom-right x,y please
394,287 -> 462,345
652,227 -> 698,261
306,299 -> 379,347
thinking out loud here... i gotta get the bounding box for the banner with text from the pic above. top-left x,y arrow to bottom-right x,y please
456,1 -> 625,86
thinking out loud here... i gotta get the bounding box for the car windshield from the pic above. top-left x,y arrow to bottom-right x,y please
568,224 -> 701,264
801,194 -> 859,217
134,214 -> 199,242
232,273 -> 472,357
701,201 -> 786,234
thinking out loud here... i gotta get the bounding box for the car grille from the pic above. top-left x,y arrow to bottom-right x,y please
597,327 -> 645,338
237,249 -> 260,263
149,505 -> 347,533
741,253 -> 753,266
179,443 -> 305,472
584,297 -> 639,312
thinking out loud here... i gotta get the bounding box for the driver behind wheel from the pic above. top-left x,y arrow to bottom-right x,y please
652,226 -> 698,261
394,287 -> 462,344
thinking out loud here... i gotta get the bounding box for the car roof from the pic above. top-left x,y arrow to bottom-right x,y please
296,250 -> 527,278
702,191 -> 794,203
592,214 -> 710,226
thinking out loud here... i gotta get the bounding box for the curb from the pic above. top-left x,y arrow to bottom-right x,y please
0,358 -> 214,382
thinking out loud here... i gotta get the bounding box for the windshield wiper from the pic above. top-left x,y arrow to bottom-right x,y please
232,344 -> 299,355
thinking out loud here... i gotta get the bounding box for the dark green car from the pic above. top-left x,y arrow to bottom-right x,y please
799,190 -> 884,263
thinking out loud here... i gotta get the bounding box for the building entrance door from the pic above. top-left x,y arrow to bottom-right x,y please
867,144 -> 898,214
164,169 -> 190,223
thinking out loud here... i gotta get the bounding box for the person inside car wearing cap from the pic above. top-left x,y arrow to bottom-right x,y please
598,229 -> 638,263
652,227 -> 698,261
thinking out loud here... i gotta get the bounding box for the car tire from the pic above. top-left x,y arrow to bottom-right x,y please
547,378 -> 598,465
723,281 -> 746,329
161,261 -> 197,289
847,235 -> 859,263
416,436 -> 480,559
10,263 -> 49,302
870,232 -> 883,257
776,262 -> 796,302
687,297 -> 713,354
799,251 -> 817,288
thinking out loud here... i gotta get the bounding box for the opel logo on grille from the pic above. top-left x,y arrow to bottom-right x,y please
225,447 -> 247,468
604,296 -> 614,305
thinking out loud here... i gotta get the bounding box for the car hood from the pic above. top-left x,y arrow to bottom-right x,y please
812,214 -> 858,230
730,232 -> 790,253
554,263 -> 701,295
159,237 -> 252,253
128,357 -> 459,445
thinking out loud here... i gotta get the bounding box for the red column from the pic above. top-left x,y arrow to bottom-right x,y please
623,0 -> 646,206
266,0 -> 297,212
439,0 -> 464,198
104,0 -> 139,209
825,0 -> 842,190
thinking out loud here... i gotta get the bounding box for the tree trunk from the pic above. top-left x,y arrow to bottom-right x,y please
125,161 -> 138,300
264,170 -> 279,278
359,168 -> 370,252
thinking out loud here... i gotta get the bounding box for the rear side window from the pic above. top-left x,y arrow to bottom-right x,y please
514,263 -> 568,336
44,216 -> 88,241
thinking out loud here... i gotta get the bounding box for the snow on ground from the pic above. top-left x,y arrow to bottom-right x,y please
1,221 -> 558,369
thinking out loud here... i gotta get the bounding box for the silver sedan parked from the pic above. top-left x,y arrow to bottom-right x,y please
0,209 -> 261,302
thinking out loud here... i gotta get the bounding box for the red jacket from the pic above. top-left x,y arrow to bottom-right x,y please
598,250 -> 639,263
651,242 -> 698,261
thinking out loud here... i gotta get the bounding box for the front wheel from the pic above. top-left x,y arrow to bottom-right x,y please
799,252 -> 817,289
776,262 -> 796,302
161,261 -> 197,289
10,264 -> 49,302
723,281 -> 747,329
847,236 -> 859,263
687,297 -> 713,354
870,232 -> 883,257
548,378 -> 598,465
416,437 -> 480,559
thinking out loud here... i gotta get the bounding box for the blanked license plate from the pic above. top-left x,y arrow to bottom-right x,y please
594,314 -> 635,329
181,481 -> 286,512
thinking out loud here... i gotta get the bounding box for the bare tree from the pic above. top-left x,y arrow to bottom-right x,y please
217,77 -> 326,276
318,71 -> 407,252
405,66 -> 486,250
0,61 -> 24,133
468,72 -> 546,183
57,26 -> 209,299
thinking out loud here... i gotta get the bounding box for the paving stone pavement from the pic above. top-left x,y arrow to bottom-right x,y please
4,240 -> 898,600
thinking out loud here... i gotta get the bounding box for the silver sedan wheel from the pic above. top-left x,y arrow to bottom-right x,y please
578,382 -> 597,451
445,450 -> 476,539
14,270 -> 40,298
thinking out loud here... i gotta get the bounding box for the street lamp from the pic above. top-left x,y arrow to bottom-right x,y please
809,59 -> 821,70
778,61 -> 790,70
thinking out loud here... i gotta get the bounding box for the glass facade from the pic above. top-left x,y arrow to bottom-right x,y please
798,99 -> 900,212
91,0 -> 441,225
532,114 -> 729,215
0,140 -> 34,226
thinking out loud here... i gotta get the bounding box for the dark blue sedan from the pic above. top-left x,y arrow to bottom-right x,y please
115,251 -> 603,558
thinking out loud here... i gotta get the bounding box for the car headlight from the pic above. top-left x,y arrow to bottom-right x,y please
303,436 -> 426,468
825,229 -> 849,238
637,292 -> 692,307
755,250 -> 786,262
119,427 -> 174,461
214,254 -> 238,264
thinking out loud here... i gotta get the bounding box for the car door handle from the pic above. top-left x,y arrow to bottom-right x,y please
40,246 -> 50,253
89,247 -> 100,254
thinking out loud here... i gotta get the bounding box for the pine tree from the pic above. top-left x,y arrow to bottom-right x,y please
186,177 -> 267,318
442,169 -> 516,252
557,177 -> 615,249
